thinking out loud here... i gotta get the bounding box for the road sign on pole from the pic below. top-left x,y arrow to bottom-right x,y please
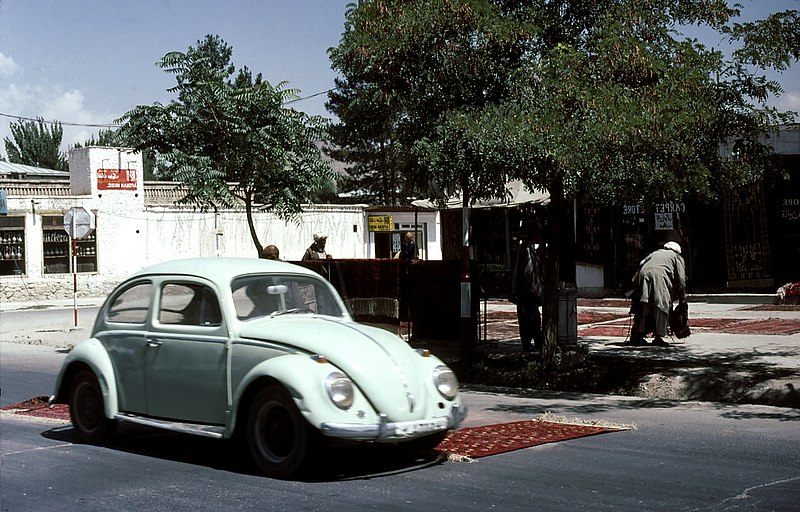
63,207 -> 95,239
63,207 -> 95,326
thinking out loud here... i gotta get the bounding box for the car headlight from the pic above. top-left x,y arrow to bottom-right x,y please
432,365 -> 458,400
325,372 -> 354,410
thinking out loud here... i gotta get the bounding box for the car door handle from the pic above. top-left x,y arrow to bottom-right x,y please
146,338 -> 163,348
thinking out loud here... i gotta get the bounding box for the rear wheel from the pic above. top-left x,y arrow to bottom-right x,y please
69,370 -> 117,443
246,386 -> 316,478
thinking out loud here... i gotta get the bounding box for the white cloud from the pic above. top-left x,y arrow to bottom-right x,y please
0,84 -> 115,156
774,90 -> 800,117
0,51 -> 19,77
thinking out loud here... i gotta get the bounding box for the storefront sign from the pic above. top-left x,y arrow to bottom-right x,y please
97,168 -> 137,190
654,201 -> 686,213
781,197 -> 800,222
622,204 -> 643,215
368,215 -> 393,232
654,212 -> 674,230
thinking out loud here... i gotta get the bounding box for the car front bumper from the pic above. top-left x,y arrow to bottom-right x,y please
320,402 -> 467,440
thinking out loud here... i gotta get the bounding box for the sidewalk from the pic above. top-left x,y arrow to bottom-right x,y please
2,294 -> 799,408
461,295 -> 800,409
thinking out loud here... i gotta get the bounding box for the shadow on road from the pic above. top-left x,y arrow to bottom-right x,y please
41,422 -> 444,482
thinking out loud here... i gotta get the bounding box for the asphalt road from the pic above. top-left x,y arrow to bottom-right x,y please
1,343 -> 799,511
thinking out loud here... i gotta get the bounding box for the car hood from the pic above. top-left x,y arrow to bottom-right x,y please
239,316 -> 438,420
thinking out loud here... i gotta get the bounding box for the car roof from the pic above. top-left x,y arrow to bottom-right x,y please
130,257 -> 321,284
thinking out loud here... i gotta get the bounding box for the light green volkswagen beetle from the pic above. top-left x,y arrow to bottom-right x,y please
50,257 -> 465,478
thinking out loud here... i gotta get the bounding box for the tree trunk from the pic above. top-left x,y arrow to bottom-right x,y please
243,191 -> 263,257
541,177 -> 564,364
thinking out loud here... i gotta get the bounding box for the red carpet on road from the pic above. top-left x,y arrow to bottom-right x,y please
435,419 -> 622,459
1,396 -> 69,420
482,300 -> 800,337
4,398 -> 623,459
578,317 -> 800,336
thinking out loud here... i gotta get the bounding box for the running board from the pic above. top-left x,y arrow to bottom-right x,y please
114,413 -> 225,439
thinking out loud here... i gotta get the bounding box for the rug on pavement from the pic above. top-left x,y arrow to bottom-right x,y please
435,417 -> 626,460
0,396 -> 70,420
5,398 -> 630,462
579,317 -> 800,336
741,304 -> 800,312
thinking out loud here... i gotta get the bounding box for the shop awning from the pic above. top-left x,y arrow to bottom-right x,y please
411,180 -> 549,209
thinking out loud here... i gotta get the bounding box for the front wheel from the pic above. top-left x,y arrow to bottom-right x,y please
246,386 -> 317,478
402,430 -> 449,453
69,370 -> 117,443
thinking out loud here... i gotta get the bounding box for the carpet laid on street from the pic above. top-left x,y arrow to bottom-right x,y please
577,317 -> 800,336
480,300 -> 800,338
3,398 -> 627,461
435,418 -> 624,459
1,396 -> 68,420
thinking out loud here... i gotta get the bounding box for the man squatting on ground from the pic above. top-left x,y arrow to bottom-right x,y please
631,241 -> 687,347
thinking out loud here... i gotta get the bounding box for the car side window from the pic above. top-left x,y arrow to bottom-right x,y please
159,283 -> 222,327
107,282 -> 153,324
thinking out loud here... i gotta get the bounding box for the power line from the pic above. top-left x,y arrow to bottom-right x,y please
0,89 -> 334,129
0,111 -> 119,128
285,89 -> 333,105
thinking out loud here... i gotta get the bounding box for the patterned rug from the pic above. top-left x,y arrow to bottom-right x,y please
5,398 -> 625,460
579,317 -> 800,336
742,304 -> 800,312
0,396 -> 69,420
435,419 -> 624,459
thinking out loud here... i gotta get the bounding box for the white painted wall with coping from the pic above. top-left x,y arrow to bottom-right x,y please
0,147 -> 442,302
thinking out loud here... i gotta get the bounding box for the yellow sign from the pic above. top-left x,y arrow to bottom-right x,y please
368,215 -> 393,232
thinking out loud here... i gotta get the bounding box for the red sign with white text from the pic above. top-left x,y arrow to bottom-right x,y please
97,168 -> 137,190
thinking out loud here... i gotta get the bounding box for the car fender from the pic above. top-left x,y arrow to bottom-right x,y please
230,354 -> 372,436
52,338 -> 119,419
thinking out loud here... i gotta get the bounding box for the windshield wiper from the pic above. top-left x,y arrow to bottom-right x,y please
269,307 -> 308,318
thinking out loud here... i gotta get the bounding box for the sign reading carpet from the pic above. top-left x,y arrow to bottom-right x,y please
435,418 -> 625,459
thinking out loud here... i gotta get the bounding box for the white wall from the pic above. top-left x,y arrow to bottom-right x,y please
141,205 -> 368,263
0,147 -> 444,301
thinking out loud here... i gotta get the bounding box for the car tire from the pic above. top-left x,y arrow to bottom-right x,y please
69,370 -> 117,443
246,385 -> 317,479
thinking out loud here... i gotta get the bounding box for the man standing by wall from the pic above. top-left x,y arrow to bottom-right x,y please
510,229 -> 545,354
302,233 -> 331,260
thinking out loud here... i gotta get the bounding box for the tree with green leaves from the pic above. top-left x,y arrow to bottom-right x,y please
71,128 -> 120,149
116,35 -> 334,255
3,117 -> 68,171
327,79 -> 393,205
330,0 -> 799,363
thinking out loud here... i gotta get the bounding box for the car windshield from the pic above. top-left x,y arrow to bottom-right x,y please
231,274 -> 344,321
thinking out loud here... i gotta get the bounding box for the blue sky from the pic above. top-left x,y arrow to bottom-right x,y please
0,0 -> 798,155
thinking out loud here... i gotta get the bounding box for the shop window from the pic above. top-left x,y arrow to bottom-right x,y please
42,215 -> 97,274
0,216 -> 26,275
